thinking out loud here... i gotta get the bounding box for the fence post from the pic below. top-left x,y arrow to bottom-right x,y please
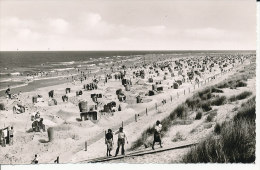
184,89 -> 185,95
85,141 -> 87,151
105,131 -> 106,144
122,121 -> 124,128
146,108 -> 148,116
135,114 -> 137,122
171,96 -> 172,102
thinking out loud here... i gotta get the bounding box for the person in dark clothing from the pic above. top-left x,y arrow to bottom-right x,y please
105,129 -> 113,157
31,154 -> 38,164
5,86 -> 11,99
9,126 -> 14,145
152,120 -> 162,150
115,127 -> 128,157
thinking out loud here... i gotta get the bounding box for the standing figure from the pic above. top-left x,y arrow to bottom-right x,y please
0,129 -> 6,147
9,126 -> 14,145
152,120 -> 162,150
31,154 -> 39,164
5,86 -> 11,99
105,129 -> 114,157
115,127 -> 128,157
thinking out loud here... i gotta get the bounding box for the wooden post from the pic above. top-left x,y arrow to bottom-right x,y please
135,114 -> 137,122
122,121 -> 123,128
85,141 -> 87,151
47,127 -> 54,142
171,96 -> 172,102
184,89 -> 185,95
146,108 -> 148,115
105,131 -> 106,144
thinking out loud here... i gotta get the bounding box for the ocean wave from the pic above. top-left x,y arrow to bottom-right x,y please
0,78 -> 12,82
53,68 -> 75,72
50,61 -> 75,66
11,72 -> 21,76
87,64 -> 96,67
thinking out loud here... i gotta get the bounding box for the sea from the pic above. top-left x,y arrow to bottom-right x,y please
0,50 -> 254,96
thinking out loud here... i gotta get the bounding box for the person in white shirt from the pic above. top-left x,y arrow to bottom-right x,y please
114,127 -> 128,156
152,120 -> 162,150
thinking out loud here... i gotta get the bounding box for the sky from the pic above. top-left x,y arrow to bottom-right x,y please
0,0 -> 257,51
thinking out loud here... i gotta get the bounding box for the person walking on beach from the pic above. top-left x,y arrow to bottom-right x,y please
105,129 -> 114,157
5,86 -> 11,99
152,120 -> 162,150
31,154 -> 39,164
115,127 -> 128,157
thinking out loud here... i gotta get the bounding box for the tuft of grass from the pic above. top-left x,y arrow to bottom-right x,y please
175,104 -> 189,119
206,114 -> 213,122
214,123 -> 221,134
195,112 -> 202,120
211,96 -> 227,106
198,88 -> 211,99
201,101 -> 212,112
205,110 -> 217,122
172,132 -> 186,142
217,79 -> 247,89
185,97 -> 201,110
211,87 -> 223,93
229,91 -> 252,102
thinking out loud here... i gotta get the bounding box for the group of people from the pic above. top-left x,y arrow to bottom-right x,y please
105,120 -> 162,157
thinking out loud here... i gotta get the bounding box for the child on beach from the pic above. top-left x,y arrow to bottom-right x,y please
152,120 -> 162,150
105,129 -> 114,157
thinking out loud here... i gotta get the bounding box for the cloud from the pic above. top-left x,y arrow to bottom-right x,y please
48,18 -> 69,34
0,12 -> 255,50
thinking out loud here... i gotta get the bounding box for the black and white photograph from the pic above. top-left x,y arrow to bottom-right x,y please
0,0 -> 258,169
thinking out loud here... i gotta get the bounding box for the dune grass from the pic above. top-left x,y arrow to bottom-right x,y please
195,111 -> 202,120
131,63 -> 255,151
229,91 -> 252,102
216,79 -> 247,89
210,96 -> 227,106
182,97 -> 256,163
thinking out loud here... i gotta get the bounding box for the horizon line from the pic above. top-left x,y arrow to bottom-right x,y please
0,49 -> 256,52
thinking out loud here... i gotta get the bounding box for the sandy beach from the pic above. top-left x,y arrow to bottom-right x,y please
0,51 -> 256,164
